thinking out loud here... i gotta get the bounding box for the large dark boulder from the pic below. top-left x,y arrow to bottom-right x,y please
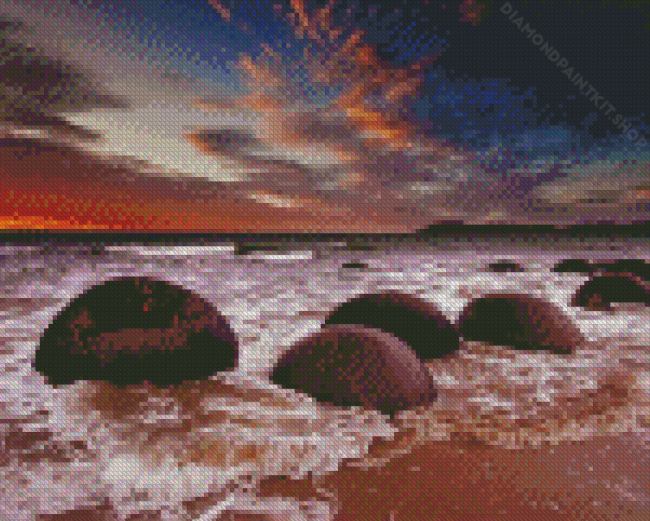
457,293 -> 584,353
593,259 -> 649,281
553,258 -> 649,281
33,276 -> 238,387
571,273 -> 649,311
552,259 -> 594,274
322,290 -> 460,360
271,324 -> 436,417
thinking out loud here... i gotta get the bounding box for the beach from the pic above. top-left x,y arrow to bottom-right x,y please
1,237 -> 648,520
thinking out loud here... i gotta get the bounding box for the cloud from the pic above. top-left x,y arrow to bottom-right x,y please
0,1 -> 429,232
208,0 -> 231,22
2,0 -> 646,231
0,12 -> 128,145
525,157 -> 650,223
191,0 -> 484,222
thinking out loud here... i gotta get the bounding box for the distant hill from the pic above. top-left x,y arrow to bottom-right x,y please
1,223 -> 647,247
416,223 -> 649,239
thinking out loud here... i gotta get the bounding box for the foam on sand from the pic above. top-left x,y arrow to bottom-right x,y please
41,371 -> 396,520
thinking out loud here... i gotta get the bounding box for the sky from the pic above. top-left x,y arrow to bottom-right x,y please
1,0 -> 648,232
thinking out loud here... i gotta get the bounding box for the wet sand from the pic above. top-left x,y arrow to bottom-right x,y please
258,431 -> 648,521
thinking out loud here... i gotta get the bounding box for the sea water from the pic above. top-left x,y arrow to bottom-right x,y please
1,238 -> 648,519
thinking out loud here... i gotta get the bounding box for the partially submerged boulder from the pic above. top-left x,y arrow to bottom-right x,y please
593,259 -> 649,281
271,324 -> 437,417
571,273 -> 649,311
340,261 -> 369,270
457,293 -> 584,353
486,260 -> 524,273
322,290 -> 460,360
553,258 -> 649,281
552,259 -> 594,275
33,276 -> 239,387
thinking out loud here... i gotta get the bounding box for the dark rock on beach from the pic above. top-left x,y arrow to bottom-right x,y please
486,260 -> 524,273
33,276 -> 238,387
458,293 -> 584,353
553,258 -> 649,281
322,290 -> 460,360
340,261 -> 369,270
552,259 -> 594,275
593,259 -> 649,281
271,324 -> 437,417
571,273 -> 649,311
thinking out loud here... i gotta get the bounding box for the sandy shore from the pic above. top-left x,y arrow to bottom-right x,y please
258,340 -> 649,521
258,427 -> 648,521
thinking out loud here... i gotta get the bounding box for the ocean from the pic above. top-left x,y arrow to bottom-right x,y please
1,236 -> 648,520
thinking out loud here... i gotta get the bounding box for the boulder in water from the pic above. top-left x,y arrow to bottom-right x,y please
593,259 -> 649,281
322,290 -> 460,360
486,260 -> 524,273
271,324 -> 437,417
571,273 -> 649,311
552,259 -> 594,274
33,276 -> 239,387
457,293 -> 584,353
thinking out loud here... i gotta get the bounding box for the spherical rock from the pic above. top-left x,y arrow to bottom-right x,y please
340,261 -> 369,270
271,324 -> 437,417
486,260 -> 524,273
593,259 -> 649,281
457,293 -> 584,353
33,276 -> 238,387
571,273 -> 649,311
322,290 -> 459,360
552,258 -> 594,274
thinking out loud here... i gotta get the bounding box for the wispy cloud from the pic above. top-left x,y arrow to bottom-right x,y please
1,0 -> 647,230
191,0 -> 483,220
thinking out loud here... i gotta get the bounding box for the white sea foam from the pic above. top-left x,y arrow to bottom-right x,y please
29,371 -> 395,520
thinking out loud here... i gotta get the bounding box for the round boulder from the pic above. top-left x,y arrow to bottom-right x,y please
593,259 -> 649,281
271,324 -> 437,417
340,261 -> 369,270
486,260 -> 524,273
322,290 -> 459,360
33,276 -> 238,387
552,258 -> 594,275
571,273 -> 649,311
457,293 -> 584,353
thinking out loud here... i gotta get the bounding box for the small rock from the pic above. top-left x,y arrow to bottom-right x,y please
341,261 -> 368,270
271,324 -> 437,417
486,260 -> 524,273
33,276 -> 239,387
322,290 -> 460,360
457,293 -> 584,353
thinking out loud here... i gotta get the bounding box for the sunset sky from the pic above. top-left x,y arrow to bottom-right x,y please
1,0 -> 648,232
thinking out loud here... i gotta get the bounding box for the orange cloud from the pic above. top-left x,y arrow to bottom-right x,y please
202,0 -> 461,169
11,0 -> 641,231
208,0 -> 231,22
1,137 -> 426,232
